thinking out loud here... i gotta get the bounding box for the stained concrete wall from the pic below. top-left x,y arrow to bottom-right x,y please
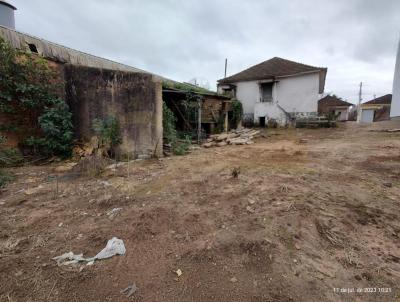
64,65 -> 162,159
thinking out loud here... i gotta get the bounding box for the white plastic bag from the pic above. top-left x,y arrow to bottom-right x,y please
53,237 -> 126,266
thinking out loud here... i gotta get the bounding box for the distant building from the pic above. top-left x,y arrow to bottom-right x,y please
217,57 -> 327,126
318,95 -> 353,121
359,94 -> 392,123
391,38 -> 400,118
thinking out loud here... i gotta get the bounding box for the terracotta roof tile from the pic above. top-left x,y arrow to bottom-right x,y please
363,94 -> 392,105
318,95 -> 353,107
218,57 -> 326,83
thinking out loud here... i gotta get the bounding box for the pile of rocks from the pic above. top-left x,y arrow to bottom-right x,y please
203,128 -> 260,148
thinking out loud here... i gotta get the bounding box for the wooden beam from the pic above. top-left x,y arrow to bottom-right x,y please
171,101 -> 193,130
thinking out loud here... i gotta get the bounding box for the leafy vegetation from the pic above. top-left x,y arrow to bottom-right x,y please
25,99 -> 74,157
230,99 -> 243,128
0,169 -> 13,188
162,81 -> 215,95
0,136 -> 20,188
92,116 -> 122,156
163,102 -> 191,155
0,37 -> 73,158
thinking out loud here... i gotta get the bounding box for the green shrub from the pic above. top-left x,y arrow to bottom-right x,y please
173,136 -> 191,155
0,37 -> 73,158
24,99 -> 73,157
0,148 -> 23,167
230,99 -> 243,128
163,102 -> 191,155
162,102 -> 177,144
0,169 -> 13,188
92,116 -> 122,156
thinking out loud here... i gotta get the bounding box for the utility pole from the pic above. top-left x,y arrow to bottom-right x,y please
224,58 -> 228,78
357,82 -> 363,122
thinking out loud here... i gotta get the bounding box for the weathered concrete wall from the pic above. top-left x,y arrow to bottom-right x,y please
64,65 -> 162,159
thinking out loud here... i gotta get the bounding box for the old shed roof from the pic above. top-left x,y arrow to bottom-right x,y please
363,94 -> 392,105
218,57 -> 327,92
0,25 -> 175,83
318,95 -> 353,107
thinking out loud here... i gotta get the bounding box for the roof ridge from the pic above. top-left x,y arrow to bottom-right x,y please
218,57 -> 326,84
273,56 -> 326,70
363,94 -> 392,105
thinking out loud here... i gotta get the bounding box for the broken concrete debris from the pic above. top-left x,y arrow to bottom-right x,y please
107,208 -> 123,219
54,162 -> 78,173
203,128 -> 260,148
24,185 -> 45,195
120,283 -> 138,298
53,237 -> 126,266
175,269 -> 183,277
370,128 -> 400,133
246,206 -> 255,213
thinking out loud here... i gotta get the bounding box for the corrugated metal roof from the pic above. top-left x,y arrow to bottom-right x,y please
0,25 -> 176,83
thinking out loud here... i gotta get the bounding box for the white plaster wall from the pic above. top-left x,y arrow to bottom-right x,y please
391,39 -> 400,118
234,81 -> 260,114
335,108 -> 349,121
276,73 -> 320,114
360,109 -> 374,123
229,72 -> 320,125
254,102 -> 287,125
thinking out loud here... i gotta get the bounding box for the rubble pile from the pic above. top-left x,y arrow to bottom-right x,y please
203,128 -> 260,148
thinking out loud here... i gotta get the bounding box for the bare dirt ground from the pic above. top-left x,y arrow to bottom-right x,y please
1,121 -> 400,302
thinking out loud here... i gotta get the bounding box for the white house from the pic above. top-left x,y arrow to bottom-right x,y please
391,38 -> 400,119
217,57 -> 327,126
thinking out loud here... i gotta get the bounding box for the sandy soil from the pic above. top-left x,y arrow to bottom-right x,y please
1,121 -> 400,302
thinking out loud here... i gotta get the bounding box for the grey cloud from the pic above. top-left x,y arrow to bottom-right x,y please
12,0 -> 400,101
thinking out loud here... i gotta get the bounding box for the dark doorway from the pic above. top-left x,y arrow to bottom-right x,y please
259,116 -> 266,127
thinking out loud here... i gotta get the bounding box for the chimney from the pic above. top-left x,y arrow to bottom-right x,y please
0,0 -> 16,29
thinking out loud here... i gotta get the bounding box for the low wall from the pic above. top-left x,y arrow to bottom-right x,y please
64,65 -> 162,159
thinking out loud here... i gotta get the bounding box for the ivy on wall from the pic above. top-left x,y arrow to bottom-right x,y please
0,37 -> 73,157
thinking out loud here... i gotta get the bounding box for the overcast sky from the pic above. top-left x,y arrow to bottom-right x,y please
12,0 -> 400,103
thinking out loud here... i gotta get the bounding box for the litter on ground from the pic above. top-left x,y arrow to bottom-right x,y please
53,237 -> 126,266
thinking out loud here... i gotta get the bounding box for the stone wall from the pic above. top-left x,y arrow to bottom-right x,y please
64,65 -> 162,159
